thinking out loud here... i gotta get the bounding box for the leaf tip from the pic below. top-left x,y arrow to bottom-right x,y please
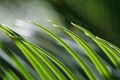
0,24 -> 5,26
27,20 -> 32,23
71,22 -> 75,26
47,19 -> 52,22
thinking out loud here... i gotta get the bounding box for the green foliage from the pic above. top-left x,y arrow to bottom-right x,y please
0,22 -> 120,80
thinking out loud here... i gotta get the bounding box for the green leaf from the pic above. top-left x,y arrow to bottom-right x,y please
0,24 -> 55,80
71,23 -> 120,69
0,60 -> 19,80
0,41 -> 34,80
15,40 -> 51,80
23,41 -> 66,80
32,21 -> 96,80
51,22 -> 112,79
0,24 -> 66,80
95,37 -> 120,68
24,41 -> 77,80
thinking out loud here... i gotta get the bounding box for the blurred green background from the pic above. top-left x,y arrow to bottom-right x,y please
0,0 -> 120,46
